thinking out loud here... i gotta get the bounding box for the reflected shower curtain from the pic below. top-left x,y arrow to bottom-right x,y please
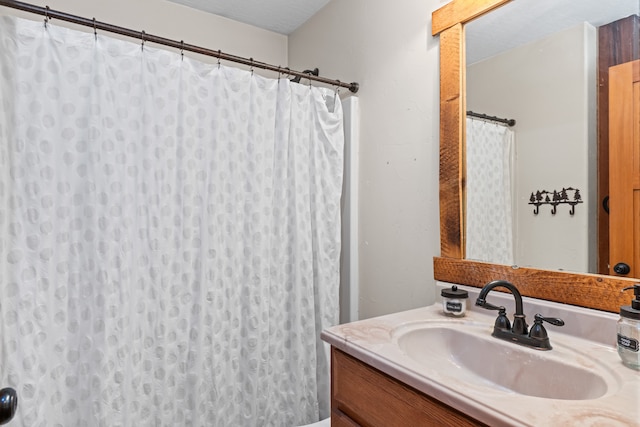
0,17 -> 343,427
466,117 -> 514,265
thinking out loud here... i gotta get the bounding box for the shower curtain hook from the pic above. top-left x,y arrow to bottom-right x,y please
249,57 -> 254,75
44,5 -> 50,28
92,17 -> 97,40
180,40 -> 184,61
217,50 -> 221,69
141,30 -> 146,51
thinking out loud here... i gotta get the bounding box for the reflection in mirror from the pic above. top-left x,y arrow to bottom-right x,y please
465,117 -> 515,266
464,0 -> 639,278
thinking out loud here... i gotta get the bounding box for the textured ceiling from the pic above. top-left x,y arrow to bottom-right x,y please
466,0 -> 639,64
168,0 -> 331,34
167,0 -> 638,60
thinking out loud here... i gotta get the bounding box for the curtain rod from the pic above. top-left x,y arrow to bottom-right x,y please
467,111 -> 516,127
0,0 -> 360,93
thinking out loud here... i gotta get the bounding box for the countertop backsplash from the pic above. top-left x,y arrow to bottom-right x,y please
436,282 -> 619,347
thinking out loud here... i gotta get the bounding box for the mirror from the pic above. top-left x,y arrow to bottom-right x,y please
463,0 -> 639,278
431,0 -> 639,313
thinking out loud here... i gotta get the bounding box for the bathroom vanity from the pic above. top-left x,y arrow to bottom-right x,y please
323,284 -> 640,427
335,1 -> 640,424
330,348 -> 484,426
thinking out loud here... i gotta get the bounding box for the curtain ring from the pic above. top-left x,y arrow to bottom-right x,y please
141,30 -> 146,51
44,5 -> 50,28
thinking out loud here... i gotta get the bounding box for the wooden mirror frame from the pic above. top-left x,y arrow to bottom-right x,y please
431,0 -> 636,313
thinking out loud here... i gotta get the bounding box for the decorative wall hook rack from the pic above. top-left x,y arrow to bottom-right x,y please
529,187 -> 583,215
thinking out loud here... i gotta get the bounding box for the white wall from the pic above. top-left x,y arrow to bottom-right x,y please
467,23 -> 597,274
289,0 -> 444,319
0,0 -> 288,67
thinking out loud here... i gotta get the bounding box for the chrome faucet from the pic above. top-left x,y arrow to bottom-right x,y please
475,280 -> 564,350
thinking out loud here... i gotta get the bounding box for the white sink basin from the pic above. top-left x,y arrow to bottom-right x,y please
394,321 -> 620,401
323,293 -> 638,426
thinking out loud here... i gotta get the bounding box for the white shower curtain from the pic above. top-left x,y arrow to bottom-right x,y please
465,117 -> 514,265
0,16 -> 343,427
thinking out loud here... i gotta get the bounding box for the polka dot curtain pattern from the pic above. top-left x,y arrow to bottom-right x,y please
0,16 -> 343,426
465,117 -> 515,266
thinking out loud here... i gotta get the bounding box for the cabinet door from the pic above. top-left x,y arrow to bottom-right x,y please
331,348 -> 486,427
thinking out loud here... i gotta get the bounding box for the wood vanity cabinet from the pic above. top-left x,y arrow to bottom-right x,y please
330,348 -> 487,427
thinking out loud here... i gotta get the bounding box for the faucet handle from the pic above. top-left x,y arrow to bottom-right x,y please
475,298 -> 503,311
494,307 -> 511,330
476,299 -> 513,330
529,314 -> 564,341
534,313 -> 565,327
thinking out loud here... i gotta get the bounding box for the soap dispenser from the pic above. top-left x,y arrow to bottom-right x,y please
617,284 -> 640,370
